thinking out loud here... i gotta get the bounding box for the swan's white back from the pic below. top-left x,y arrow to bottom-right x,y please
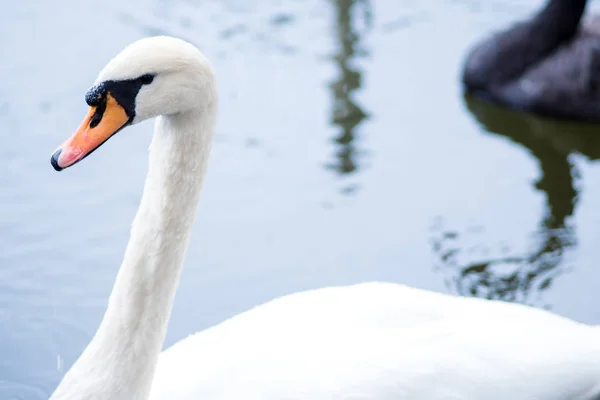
149,282 -> 600,400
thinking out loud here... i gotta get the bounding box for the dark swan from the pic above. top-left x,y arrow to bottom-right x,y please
461,0 -> 600,122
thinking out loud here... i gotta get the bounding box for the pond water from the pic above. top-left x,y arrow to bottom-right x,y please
1,0 -> 600,397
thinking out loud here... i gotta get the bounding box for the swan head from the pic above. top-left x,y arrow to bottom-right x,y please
50,36 -> 216,171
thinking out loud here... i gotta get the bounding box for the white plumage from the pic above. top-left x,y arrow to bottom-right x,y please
47,36 -> 600,400
151,282 -> 600,399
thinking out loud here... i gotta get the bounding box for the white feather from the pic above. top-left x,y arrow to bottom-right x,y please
48,36 -> 600,400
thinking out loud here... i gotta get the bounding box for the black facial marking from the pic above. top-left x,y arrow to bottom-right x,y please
84,73 -> 156,125
139,74 -> 154,85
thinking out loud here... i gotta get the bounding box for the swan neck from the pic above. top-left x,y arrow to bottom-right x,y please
537,0 -> 587,35
50,107 -> 215,400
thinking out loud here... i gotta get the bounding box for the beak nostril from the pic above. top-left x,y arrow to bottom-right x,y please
90,112 -> 103,129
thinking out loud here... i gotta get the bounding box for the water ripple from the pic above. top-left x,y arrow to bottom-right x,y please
0,381 -> 49,400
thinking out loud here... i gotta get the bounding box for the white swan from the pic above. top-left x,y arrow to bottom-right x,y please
47,36 -> 600,400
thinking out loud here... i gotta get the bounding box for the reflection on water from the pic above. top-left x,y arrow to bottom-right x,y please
432,96 -> 600,305
327,0 -> 371,193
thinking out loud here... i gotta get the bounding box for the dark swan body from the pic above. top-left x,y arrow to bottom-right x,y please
461,0 -> 600,122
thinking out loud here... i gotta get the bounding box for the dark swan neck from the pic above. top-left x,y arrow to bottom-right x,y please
536,0 -> 587,36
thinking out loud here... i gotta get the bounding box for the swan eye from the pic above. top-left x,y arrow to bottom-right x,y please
139,74 -> 155,85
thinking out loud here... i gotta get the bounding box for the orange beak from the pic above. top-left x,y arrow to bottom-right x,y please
51,93 -> 129,171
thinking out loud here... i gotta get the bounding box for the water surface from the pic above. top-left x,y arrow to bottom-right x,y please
1,0 -> 600,397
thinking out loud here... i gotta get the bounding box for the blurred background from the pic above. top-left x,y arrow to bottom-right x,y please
2,0 -> 600,397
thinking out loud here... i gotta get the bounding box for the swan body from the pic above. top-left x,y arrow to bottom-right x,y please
462,0 -> 600,121
48,36 -> 600,400
150,281 -> 600,400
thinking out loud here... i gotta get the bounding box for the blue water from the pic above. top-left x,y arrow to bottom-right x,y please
1,0 -> 600,397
